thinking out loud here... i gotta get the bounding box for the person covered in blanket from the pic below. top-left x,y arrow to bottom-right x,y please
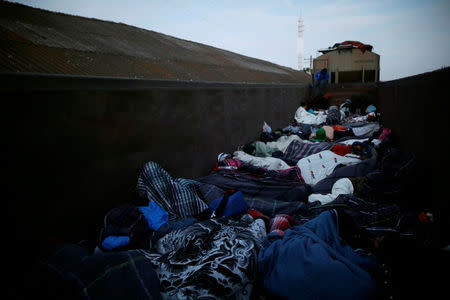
340,99 -> 352,117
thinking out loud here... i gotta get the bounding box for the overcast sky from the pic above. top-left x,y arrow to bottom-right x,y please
10,0 -> 450,81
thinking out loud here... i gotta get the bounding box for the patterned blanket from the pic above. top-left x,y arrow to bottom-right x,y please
140,215 -> 266,299
136,162 -> 209,221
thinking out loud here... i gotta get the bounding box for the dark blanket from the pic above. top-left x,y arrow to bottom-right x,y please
36,245 -> 160,299
283,140 -> 335,165
312,158 -> 378,194
356,147 -> 419,206
306,194 -> 401,231
258,210 -> 378,300
196,169 -> 311,217
282,124 -> 312,140
238,164 -> 305,183
140,215 -> 266,299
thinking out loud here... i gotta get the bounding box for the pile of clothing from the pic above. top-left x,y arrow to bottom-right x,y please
36,102 -> 448,299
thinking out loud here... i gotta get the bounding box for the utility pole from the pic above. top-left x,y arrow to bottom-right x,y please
303,55 -> 312,74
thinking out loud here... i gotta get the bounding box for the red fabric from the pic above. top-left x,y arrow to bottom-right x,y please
333,125 -> 347,131
378,128 -> 392,141
269,214 -> 298,235
247,209 -> 271,229
330,144 -> 352,156
341,41 -> 372,53
418,212 -> 429,224
271,229 -> 285,236
214,158 -> 242,171
224,158 -> 242,167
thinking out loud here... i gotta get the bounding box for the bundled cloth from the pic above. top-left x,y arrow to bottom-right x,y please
266,135 -> 304,153
308,178 -> 354,205
282,124 -> 312,140
136,162 -> 209,221
351,123 -> 380,137
330,144 -> 353,156
325,107 -> 342,125
141,215 -> 266,299
294,106 -> 327,125
234,151 -> 290,171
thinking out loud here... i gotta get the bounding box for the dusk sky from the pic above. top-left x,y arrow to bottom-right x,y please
10,0 -> 450,81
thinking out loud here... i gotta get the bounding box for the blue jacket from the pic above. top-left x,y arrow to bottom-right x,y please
314,69 -> 330,81
258,211 -> 377,300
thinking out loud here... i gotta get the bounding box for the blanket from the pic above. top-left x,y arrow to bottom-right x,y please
312,158 -> 377,194
351,123 -> 381,137
233,151 -> 290,170
266,135 -> 304,153
308,178 -> 354,205
136,162 -> 209,221
305,194 -> 401,231
141,215 -> 266,299
297,150 -> 361,185
283,139 -> 335,165
37,245 -> 161,299
258,211 -> 377,300
294,106 -> 327,125
196,169 -> 311,217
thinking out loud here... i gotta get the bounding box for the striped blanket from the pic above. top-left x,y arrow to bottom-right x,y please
283,140 -> 335,165
196,169 -> 311,217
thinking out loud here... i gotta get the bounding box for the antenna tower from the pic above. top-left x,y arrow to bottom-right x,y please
297,15 -> 304,70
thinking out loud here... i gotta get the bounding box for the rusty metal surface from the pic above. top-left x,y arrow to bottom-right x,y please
0,2 -> 310,83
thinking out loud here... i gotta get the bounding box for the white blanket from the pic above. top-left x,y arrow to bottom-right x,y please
294,106 -> 327,125
351,123 -> 380,137
340,138 -> 381,147
297,150 -> 361,185
233,151 -> 290,171
308,178 -> 354,205
266,135 -> 304,153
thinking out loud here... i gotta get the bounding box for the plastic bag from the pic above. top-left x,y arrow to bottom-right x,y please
262,121 -> 272,133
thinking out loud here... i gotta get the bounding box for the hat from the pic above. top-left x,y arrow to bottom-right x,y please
217,152 -> 230,163
311,127 -> 329,142
365,105 -> 376,113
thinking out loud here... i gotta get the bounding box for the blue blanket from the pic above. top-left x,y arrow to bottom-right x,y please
258,210 -> 378,300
